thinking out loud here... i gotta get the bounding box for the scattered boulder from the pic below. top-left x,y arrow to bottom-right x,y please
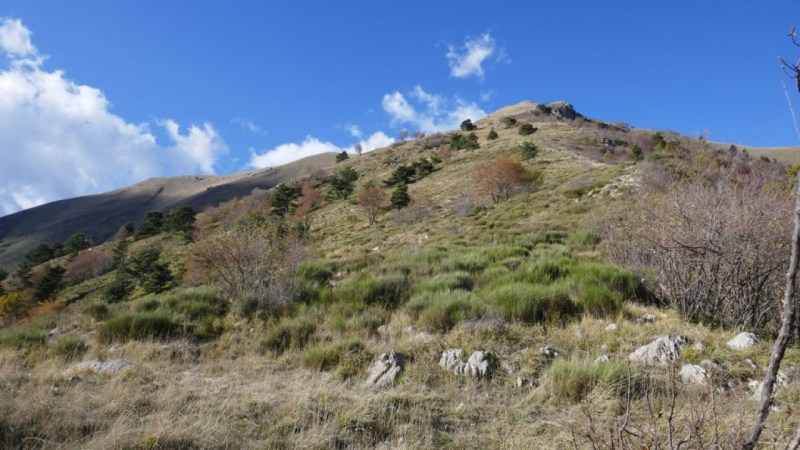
439,348 -> 465,371
540,345 -> 559,358
628,335 -> 688,366
460,350 -> 497,378
679,364 -> 708,385
595,354 -> 611,363
727,332 -> 758,350
70,359 -> 132,374
639,314 -> 656,323
693,340 -> 707,351
439,348 -> 498,379
365,351 -> 406,386
605,323 -> 618,332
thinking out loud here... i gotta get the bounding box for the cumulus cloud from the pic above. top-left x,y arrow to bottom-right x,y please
381,85 -> 486,133
0,18 -> 227,216
249,131 -> 395,169
0,18 -> 36,57
446,33 -> 505,79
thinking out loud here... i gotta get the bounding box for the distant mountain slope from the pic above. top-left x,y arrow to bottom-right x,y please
0,153 -> 336,269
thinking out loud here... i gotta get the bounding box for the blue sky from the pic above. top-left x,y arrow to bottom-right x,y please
0,1 -> 798,215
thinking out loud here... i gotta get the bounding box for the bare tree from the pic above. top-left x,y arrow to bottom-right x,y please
357,185 -> 386,225
188,222 -> 304,309
472,156 -> 540,203
744,28 -> 800,450
353,143 -> 363,156
605,162 -> 791,330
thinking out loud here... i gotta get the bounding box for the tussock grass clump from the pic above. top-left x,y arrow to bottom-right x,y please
82,301 -> 110,320
576,284 -> 622,317
543,359 -> 633,403
441,252 -> 488,273
326,273 -> 410,308
0,327 -> 47,350
297,260 -> 335,285
261,317 -> 316,354
406,289 -> 485,332
568,261 -> 647,301
52,334 -> 88,360
161,286 -> 227,319
484,282 -> 579,324
415,271 -> 473,293
303,339 -> 370,379
98,311 -> 182,343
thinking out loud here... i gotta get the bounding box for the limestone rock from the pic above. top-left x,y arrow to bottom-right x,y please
440,348 -> 497,378
605,323 -> 618,332
639,313 -> 656,323
70,359 -> 132,374
628,335 -> 688,366
540,345 -> 559,358
365,351 -> 406,386
545,101 -> 580,120
679,364 -> 708,385
727,332 -> 758,350
595,354 -> 611,363
439,348 -> 465,371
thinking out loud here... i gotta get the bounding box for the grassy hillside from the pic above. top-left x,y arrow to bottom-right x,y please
1,101 -> 799,448
0,152 -> 336,270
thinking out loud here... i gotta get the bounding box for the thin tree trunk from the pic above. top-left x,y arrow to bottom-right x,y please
743,177 -> 800,449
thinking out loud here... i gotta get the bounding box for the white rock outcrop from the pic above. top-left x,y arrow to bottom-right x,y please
727,332 -> 758,350
365,351 -> 406,386
628,335 -> 688,366
679,364 -> 708,385
439,348 -> 497,379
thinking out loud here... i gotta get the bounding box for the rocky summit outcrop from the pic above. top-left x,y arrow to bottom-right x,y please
628,335 -> 688,366
365,351 -> 406,386
544,101 -> 580,120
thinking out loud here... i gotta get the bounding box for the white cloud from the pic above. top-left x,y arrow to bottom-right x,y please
382,85 -> 486,133
347,124 -> 362,138
231,117 -> 266,135
0,18 -> 36,57
447,33 -> 503,79
480,90 -> 494,102
163,120 -> 227,174
0,18 -> 227,216
249,131 -> 395,169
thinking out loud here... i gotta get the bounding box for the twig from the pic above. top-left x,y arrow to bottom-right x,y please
781,79 -> 800,142
786,426 -> 800,450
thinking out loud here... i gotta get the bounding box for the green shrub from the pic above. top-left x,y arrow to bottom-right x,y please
0,327 -> 47,350
98,311 -> 182,343
485,282 -> 579,324
52,334 -> 87,360
406,289 -> 484,332
577,285 -> 622,317
483,245 -> 528,263
519,124 -> 537,136
161,287 -> 227,319
544,359 -> 633,403
194,315 -> 224,341
501,116 -> 517,128
261,317 -> 317,354
487,128 -> 498,140
415,271 -> 473,293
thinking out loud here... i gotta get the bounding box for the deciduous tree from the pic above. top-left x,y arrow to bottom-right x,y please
473,157 -> 539,203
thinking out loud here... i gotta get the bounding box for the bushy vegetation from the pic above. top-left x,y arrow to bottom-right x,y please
450,132 -> 479,151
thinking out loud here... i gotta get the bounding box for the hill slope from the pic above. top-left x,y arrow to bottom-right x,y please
0,152 -> 336,269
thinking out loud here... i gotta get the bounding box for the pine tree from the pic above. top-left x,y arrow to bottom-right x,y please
390,184 -> 411,209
